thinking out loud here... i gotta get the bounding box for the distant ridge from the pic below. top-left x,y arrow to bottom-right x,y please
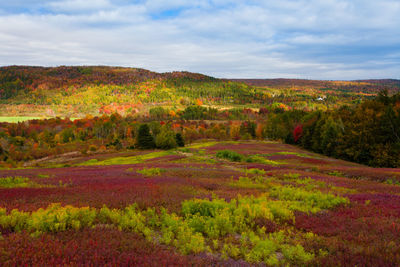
0,65 -> 214,90
229,78 -> 400,94
1,65 -> 398,94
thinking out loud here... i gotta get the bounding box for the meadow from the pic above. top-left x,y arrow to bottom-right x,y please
1,141 -> 399,266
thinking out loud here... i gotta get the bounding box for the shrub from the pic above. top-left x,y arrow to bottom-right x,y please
88,145 -> 97,152
269,185 -> 349,212
216,150 -> 244,162
0,176 -> 41,188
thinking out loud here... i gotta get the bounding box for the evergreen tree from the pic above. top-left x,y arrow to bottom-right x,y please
175,133 -> 185,147
136,124 -> 155,149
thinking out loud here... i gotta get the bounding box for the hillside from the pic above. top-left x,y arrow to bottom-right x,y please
0,66 -> 259,117
0,65 -> 213,99
230,78 -> 400,94
0,66 -> 396,117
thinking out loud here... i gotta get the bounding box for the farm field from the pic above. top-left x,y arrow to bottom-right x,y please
1,141 -> 399,266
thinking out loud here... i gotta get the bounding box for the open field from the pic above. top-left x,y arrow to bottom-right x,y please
1,141 -> 399,266
0,116 -> 79,123
0,117 -> 45,123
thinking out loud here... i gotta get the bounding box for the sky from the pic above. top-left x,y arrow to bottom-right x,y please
0,0 -> 399,80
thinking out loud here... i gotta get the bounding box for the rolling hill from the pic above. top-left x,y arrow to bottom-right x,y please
0,66 -> 398,118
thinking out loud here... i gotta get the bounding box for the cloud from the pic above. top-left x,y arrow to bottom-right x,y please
47,0 -> 113,13
0,0 -> 399,79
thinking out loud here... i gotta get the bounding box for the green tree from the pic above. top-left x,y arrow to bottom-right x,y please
136,124 -> 155,149
155,127 -> 177,149
175,133 -> 185,147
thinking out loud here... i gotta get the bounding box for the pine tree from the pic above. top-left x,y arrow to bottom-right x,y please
136,124 -> 155,149
175,133 -> 185,147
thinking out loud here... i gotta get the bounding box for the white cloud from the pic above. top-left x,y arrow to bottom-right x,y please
0,0 -> 399,79
47,0 -> 113,12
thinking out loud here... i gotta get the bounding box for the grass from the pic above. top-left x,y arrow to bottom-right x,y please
246,156 -> 284,165
37,174 -> 50,179
187,141 -> 219,149
0,117 -> 80,123
137,167 -> 165,176
0,117 -> 45,123
78,151 -> 174,166
0,176 -> 42,188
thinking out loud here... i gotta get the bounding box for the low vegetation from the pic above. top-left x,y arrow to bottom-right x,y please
0,141 -> 399,266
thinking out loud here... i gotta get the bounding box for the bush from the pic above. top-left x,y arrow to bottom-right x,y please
216,150 -> 244,162
0,176 -> 41,188
88,145 -> 97,152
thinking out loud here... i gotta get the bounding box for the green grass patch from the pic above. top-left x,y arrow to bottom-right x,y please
79,151 -> 173,166
0,117 -> 44,123
0,176 -> 42,188
0,117 -> 79,123
37,174 -> 50,179
246,155 -> 284,165
187,141 -> 219,149
328,170 -> 344,177
230,176 -> 272,190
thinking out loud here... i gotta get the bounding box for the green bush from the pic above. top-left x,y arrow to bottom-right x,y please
0,203 -> 96,234
270,185 -> 349,212
0,176 -> 41,188
216,150 -> 244,162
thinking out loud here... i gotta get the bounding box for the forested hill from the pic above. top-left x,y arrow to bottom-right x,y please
1,65 -> 398,118
0,65 -> 214,99
230,78 -> 400,94
2,66 -> 399,100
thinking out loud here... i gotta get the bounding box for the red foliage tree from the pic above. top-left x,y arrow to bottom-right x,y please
293,124 -> 303,143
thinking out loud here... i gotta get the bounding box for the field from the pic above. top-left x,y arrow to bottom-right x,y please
0,117 -> 45,123
1,141 -> 399,266
0,117 -> 80,123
